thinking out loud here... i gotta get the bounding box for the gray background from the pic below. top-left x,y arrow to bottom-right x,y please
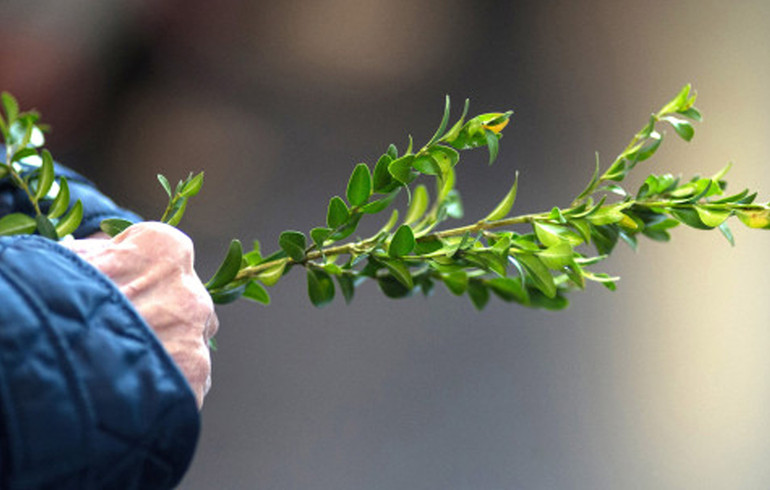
2,1 -> 769,488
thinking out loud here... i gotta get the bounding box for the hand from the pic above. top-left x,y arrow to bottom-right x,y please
62,222 -> 218,408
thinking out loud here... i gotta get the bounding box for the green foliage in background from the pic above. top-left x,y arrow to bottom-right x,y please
2,86 -> 769,312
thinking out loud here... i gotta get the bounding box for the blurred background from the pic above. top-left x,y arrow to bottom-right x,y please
2,1 -> 769,488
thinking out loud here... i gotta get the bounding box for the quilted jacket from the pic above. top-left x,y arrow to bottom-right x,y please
0,159 -> 200,489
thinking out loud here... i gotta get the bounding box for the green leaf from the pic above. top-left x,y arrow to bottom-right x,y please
47,177 -> 70,219
565,261 -> 586,289
205,239 -> 243,290
362,189 -> 399,214
658,84 -> 693,115
670,207 -> 712,230
678,107 -> 702,122
429,145 -> 459,169
243,280 -> 271,305
632,131 -> 663,161
441,98 -> 470,144
100,218 -> 134,237
412,154 -> 441,175
662,116 -> 695,142
165,198 -> 188,227
484,129 -> 500,165
180,172 -> 204,198
425,95 -> 451,147
694,206 -> 730,228
484,171 -> 518,221
569,218 -> 592,243
529,290 -> 569,310
487,277 -> 529,304
0,213 -> 36,236
310,227 -> 332,249
279,230 -> 307,262
337,274 -> 355,304
10,147 -> 37,163
307,269 -> 335,307
210,283 -> 247,305
574,153 -> 601,202
389,225 -> 415,257
534,222 -> 582,247
372,153 -> 395,193
157,174 -> 172,197
387,144 -> 398,160
414,236 -> 443,255
378,274 -> 413,298
327,196 -> 350,228
467,280 -> 490,310
329,213 -> 362,241
54,199 -> 83,238
718,222 -> 735,247
34,150 -> 55,200
473,250 -> 508,277
437,166 -> 456,203
583,271 -> 619,290
442,270 -> 468,295
491,233 -> 512,255
736,208 -> 770,229
1,92 -> 19,123
388,154 -> 416,184
34,214 -> 57,240
404,185 -> 429,226
381,258 -> 414,289
537,242 -> 574,270
256,259 -> 287,286
517,254 -> 556,299
347,163 -> 372,207
586,204 -> 630,226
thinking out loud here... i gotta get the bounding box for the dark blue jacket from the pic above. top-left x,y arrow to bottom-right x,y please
0,162 -> 200,489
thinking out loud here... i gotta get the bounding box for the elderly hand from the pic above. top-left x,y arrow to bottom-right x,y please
61,222 -> 218,408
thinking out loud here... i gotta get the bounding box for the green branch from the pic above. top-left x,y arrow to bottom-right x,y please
1,86 -> 768,314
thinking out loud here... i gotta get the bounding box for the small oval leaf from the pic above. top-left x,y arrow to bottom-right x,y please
347,163 -> 372,207
0,213 -> 36,236
485,171 -> 519,221
180,172 -> 204,198
100,218 -> 134,237
54,199 -> 83,238
35,214 -> 58,240
389,225 -> 415,257
256,259 -> 287,287
279,230 -> 307,262
206,239 -> 243,290
327,196 -> 350,228
403,185 -> 429,226
243,280 -> 271,305
34,150 -> 55,200
307,269 -> 335,307
157,174 -> 172,197
47,177 -> 71,219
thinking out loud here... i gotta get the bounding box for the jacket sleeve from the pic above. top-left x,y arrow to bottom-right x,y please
0,150 -> 141,237
0,235 -> 200,489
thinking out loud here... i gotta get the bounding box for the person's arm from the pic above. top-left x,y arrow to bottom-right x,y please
0,235 -> 199,489
61,221 -> 219,407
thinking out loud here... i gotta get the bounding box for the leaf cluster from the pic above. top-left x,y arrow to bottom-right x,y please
0,92 -> 83,239
203,85 -> 769,310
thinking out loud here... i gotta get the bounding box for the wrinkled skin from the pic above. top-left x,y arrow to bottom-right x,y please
62,222 -> 218,408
